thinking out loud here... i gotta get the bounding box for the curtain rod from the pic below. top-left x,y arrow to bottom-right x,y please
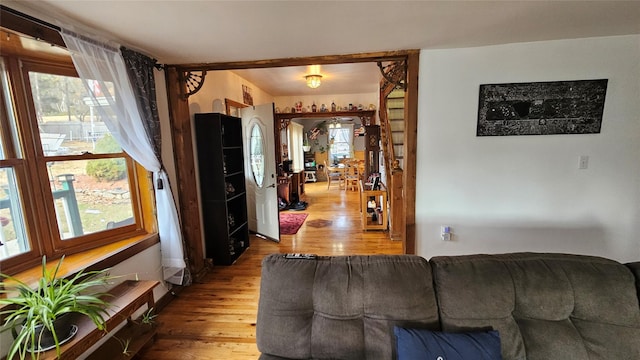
62,29 -> 119,52
1,5 -> 165,70
0,4 -> 65,48
0,5 -> 61,32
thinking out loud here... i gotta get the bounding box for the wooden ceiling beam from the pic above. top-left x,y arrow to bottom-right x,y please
172,50 -> 420,72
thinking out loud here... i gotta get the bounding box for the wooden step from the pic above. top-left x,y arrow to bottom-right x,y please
388,108 -> 404,120
387,98 -> 404,109
392,133 -> 404,145
390,122 -> 404,132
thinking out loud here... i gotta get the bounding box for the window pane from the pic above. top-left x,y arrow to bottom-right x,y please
0,167 -> 30,260
329,128 -> 352,162
250,124 -> 265,187
27,72 -> 121,156
47,159 -> 134,239
0,59 -> 22,159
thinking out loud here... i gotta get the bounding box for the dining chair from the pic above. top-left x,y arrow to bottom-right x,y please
344,163 -> 360,191
324,160 -> 345,190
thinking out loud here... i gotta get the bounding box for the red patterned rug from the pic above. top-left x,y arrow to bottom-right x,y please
280,213 -> 308,235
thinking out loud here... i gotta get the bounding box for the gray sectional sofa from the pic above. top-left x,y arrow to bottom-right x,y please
256,253 -> 640,359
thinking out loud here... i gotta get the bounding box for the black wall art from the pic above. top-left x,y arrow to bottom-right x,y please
476,79 -> 608,136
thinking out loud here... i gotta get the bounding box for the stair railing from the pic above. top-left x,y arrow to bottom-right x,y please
377,61 -> 406,241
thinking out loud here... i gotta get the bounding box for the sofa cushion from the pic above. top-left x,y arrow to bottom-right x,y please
394,327 -> 501,360
257,254 -> 440,359
430,253 -> 640,360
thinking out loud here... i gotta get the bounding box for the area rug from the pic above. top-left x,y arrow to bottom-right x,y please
280,213 -> 308,235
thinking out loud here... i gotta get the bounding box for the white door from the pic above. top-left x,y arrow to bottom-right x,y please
241,103 -> 280,242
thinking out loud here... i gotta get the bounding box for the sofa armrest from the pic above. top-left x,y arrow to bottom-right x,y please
625,262 -> 640,302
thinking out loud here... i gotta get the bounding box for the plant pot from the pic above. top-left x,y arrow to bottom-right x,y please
16,313 -> 78,352
302,145 -> 311,152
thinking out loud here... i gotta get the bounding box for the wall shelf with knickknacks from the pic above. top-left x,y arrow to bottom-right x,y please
275,110 -> 376,122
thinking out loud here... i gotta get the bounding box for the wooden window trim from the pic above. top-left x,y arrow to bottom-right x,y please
0,38 -> 157,275
3,233 -> 159,290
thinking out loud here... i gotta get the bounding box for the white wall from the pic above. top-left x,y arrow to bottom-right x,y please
189,70 -> 275,114
416,35 -> 640,263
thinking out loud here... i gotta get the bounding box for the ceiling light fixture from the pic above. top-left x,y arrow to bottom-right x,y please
305,74 -> 322,89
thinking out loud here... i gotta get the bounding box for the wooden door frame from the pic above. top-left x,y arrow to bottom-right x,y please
165,50 -> 419,278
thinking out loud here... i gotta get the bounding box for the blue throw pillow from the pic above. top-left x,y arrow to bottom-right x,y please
394,327 -> 502,360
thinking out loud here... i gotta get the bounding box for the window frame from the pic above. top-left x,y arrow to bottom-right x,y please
328,126 -> 354,162
0,47 -> 150,274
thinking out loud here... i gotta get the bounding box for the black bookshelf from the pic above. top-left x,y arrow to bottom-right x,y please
194,113 -> 249,265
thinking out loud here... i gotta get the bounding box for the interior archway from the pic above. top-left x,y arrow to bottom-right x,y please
164,50 -> 419,277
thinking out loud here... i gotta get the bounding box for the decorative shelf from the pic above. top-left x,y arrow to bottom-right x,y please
275,110 -> 376,123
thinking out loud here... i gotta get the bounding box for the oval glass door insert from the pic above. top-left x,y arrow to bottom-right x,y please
250,123 -> 265,187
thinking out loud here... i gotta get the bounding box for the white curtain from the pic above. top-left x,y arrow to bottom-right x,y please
345,124 -> 354,157
60,30 -> 186,285
288,122 -> 304,172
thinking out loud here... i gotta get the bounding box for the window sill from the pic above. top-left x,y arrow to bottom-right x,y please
6,233 -> 160,287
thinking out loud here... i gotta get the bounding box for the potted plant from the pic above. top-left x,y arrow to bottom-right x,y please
302,132 -> 311,152
0,256 -> 113,360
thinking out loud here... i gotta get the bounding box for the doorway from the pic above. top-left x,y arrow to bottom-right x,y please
164,50 -> 418,276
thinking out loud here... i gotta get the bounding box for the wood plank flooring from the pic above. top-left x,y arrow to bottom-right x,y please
138,181 -> 402,359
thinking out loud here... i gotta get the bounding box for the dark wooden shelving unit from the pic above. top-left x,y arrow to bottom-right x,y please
194,113 -> 249,265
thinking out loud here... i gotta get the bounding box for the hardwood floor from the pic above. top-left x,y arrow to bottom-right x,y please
138,181 -> 402,359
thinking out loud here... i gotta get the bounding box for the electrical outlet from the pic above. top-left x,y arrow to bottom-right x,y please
441,226 -> 451,241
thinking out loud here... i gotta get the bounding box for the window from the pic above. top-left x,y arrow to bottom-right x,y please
0,40 -> 147,274
328,125 -> 354,164
249,124 -> 265,187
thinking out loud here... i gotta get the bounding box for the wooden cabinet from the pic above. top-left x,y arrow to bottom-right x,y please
277,171 -> 305,204
360,180 -> 388,231
194,113 -> 249,265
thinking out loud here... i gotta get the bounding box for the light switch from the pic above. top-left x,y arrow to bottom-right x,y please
579,155 -> 589,170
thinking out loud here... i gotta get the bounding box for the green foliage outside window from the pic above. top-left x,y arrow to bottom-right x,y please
86,134 -> 126,181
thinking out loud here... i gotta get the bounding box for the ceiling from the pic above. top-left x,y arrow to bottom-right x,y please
5,1 -> 640,96
230,63 -> 382,96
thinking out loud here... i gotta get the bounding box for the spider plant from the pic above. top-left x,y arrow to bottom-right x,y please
0,256 -> 114,360
140,307 -> 157,325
